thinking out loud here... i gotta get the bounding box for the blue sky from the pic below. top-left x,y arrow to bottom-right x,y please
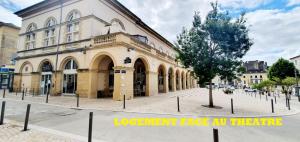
1,0 -> 300,65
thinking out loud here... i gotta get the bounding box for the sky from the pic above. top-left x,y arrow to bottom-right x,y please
0,0 -> 300,65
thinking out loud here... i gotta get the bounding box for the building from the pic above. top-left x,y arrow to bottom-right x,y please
0,65 -> 14,90
13,0 -> 198,100
240,60 -> 268,87
290,55 -> 300,70
0,22 -> 20,66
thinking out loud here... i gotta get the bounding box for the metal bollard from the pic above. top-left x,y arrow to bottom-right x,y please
25,88 -> 27,96
23,104 -> 31,131
177,96 -> 180,112
77,93 -> 79,108
46,89 -> 49,103
274,96 -> 277,104
3,89 -> 6,98
32,88 -> 35,97
0,101 -> 6,125
271,99 -> 274,113
123,95 -> 125,109
213,128 -> 219,142
22,89 -> 25,100
88,112 -> 93,142
266,95 -> 268,101
231,98 -> 234,114
288,99 -> 291,110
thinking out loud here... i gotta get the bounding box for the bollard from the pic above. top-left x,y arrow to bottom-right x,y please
266,95 -> 268,101
177,96 -> 180,112
3,89 -> 6,98
22,89 -> 25,100
123,95 -> 125,109
288,99 -> 291,110
32,88 -> 35,97
77,93 -> 79,108
285,97 -> 288,107
274,96 -> 277,104
46,89 -> 49,103
0,101 -> 6,125
23,104 -> 31,131
88,112 -> 93,142
271,99 -> 274,113
25,88 -> 27,96
213,128 -> 219,142
231,98 -> 234,114
255,93 -> 256,98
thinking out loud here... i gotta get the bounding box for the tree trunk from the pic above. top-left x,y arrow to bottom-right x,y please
209,79 -> 214,107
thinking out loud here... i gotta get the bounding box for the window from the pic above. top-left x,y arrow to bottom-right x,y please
25,23 -> 37,50
260,75 -> 263,78
255,75 -> 257,78
44,18 -> 56,46
66,10 -> 80,43
65,59 -> 78,70
243,76 -> 245,78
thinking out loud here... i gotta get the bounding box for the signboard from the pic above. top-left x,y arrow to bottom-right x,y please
124,57 -> 132,64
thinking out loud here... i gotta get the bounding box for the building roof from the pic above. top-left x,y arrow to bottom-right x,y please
0,21 -> 20,30
290,55 -> 300,60
14,0 -> 174,48
243,60 -> 268,73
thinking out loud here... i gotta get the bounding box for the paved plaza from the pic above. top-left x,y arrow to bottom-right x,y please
0,88 -> 300,142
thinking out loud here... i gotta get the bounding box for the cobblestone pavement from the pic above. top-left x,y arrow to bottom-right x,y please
0,88 -> 298,116
0,122 -> 82,142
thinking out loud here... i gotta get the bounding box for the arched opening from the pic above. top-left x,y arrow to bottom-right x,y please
176,70 -> 180,90
62,59 -> 78,95
168,68 -> 174,91
181,72 -> 185,90
134,59 -> 147,97
158,65 -> 166,93
20,62 -> 33,90
40,61 -> 53,95
97,56 -> 114,98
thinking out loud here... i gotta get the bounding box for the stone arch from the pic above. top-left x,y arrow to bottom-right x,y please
66,9 -> 81,22
110,18 -> 126,31
44,17 -> 57,27
88,53 -> 116,99
59,56 -> 80,71
168,67 -> 175,92
19,61 -> 34,90
38,59 -> 54,72
133,56 -> 150,97
157,64 -> 167,93
26,23 -> 37,32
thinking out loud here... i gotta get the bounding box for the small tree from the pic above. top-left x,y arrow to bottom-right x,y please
260,80 -> 275,94
282,77 -> 296,98
176,2 -> 252,107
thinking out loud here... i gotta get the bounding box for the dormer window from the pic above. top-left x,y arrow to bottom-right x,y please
25,23 -> 37,50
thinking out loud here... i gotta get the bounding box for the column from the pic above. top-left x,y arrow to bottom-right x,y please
113,67 -> 134,101
77,69 -> 90,98
147,71 -> 158,96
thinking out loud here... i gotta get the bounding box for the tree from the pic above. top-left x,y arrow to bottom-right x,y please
259,80 -> 275,93
176,2 -> 252,107
282,77 -> 296,96
268,58 -> 298,82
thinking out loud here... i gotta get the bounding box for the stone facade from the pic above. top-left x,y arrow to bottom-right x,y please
0,22 -> 20,66
13,0 -> 198,101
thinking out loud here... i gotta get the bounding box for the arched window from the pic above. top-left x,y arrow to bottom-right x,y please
25,23 -> 37,50
44,18 -> 56,46
66,10 -> 80,43
65,59 -> 78,70
41,61 -> 53,72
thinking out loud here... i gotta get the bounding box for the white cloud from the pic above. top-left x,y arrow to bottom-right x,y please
218,0 -> 272,9
8,0 -> 43,9
287,0 -> 300,6
0,5 -> 21,26
244,7 -> 300,64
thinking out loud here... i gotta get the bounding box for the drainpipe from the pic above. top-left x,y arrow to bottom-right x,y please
54,0 -> 64,95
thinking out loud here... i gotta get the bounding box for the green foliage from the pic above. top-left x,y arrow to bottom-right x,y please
281,77 -> 297,94
252,83 -> 263,91
176,2 -> 253,86
268,58 -> 298,82
260,80 -> 276,92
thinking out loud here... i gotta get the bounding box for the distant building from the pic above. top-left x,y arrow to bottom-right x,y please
0,21 -> 20,66
290,55 -> 300,70
240,60 -> 268,87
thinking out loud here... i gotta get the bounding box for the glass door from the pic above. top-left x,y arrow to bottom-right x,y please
63,74 -> 77,95
41,74 -> 52,95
